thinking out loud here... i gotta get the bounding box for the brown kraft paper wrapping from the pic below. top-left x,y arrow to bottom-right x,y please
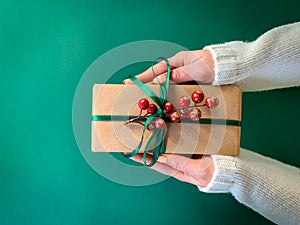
92,84 -> 242,156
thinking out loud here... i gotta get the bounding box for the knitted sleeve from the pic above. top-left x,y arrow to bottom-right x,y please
200,23 -> 300,224
204,22 -> 300,91
198,149 -> 300,225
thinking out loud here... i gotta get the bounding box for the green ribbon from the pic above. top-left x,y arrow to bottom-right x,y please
92,115 -> 242,127
120,57 -> 171,166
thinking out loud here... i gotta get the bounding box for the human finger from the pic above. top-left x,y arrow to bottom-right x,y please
129,153 -> 197,182
123,66 -> 156,84
129,152 -> 207,173
151,68 -> 192,84
158,154 -> 212,174
123,60 -> 173,85
129,153 -> 210,186
159,154 -> 214,187
129,153 -> 190,172
130,153 -> 179,176
153,162 -> 208,187
151,60 -> 214,84
139,52 -> 192,80
151,66 -> 195,84
123,51 -> 195,85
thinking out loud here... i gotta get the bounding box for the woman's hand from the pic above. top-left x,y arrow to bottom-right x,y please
129,153 -> 215,188
123,50 -> 215,85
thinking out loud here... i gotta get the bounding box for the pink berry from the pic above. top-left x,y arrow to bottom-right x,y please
178,96 -> 191,108
147,104 -> 157,114
191,91 -> 204,103
189,108 -> 202,121
170,111 -> 181,122
164,101 -> 174,111
180,109 -> 189,119
205,97 -> 219,108
155,118 -> 166,129
138,98 -> 149,110
147,121 -> 155,131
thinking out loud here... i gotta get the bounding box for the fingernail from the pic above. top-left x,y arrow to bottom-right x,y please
153,76 -> 166,85
123,79 -> 130,84
153,78 -> 159,85
157,155 -> 167,163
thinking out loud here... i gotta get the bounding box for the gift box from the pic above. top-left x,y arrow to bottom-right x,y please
92,84 -> 242,156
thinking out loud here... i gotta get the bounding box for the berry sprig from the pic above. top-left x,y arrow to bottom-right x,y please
124,90 -> 219,131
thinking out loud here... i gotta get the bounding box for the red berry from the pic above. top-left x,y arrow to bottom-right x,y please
189,108 -> 202,121
138,98 -> 149,110
205,97 -> 219,108
170,111 -> 181,122
147,104 -> 157,114
180,109 -> 189,119
155,118 -> 166,129
164,101 -> 174,111
191,91 -> 204,103
147,121 -> 155,131
178,96 -> 191,108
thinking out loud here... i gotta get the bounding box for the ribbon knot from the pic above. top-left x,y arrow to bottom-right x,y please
123,57 -> 171,166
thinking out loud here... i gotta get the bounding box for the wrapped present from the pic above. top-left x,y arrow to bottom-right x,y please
92,83 -> 242,158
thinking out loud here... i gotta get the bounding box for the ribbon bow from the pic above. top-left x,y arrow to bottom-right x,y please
123,57 -> 171,166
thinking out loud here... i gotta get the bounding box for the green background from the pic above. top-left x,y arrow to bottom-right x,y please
1,0 -> 300,224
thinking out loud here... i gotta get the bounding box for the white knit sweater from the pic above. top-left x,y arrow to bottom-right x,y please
200,22 -> 300,225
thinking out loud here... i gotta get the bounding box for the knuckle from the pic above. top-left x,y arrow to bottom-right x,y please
171,69 -> 181,81
175,51 -> 188,58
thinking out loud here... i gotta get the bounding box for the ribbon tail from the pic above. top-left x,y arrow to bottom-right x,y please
122,136 -> 144,158
158,129 -> 165,154
144,128 -> 165,167
142,129 -> 160,166
151,57 -> 171,100
123,114 -> 157,160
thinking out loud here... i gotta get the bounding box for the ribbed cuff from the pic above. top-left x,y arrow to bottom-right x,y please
198,155 -> 239,193
204,41 -> 244,86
